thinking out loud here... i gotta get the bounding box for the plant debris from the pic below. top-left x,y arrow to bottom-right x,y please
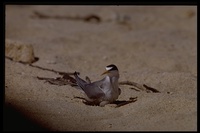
32,11 -> 101,23
6,61 -> 160,107
37,74 -> 77,86
73,96 -> 138,108
114,97 -> 138,108
119,81 -> 160,93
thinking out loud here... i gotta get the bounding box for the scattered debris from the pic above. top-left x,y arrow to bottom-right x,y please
32,11 -> 101,23
143,84 -> 160,93
37,74 -> 77,86
119,81 -> 146,91
32,65 -> 160,107
119,81 -> 160,93
31,10 -> 132,28
7,61 -> 160,107
73,96 -> 137,108
114,97 -> 137,108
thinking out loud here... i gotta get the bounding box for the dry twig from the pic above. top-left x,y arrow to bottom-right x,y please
32,11 -> 101,23
119,81 -> 146,91
29,64 -> 160,93
143,84 -> 160,93
114,97 -> 137,108
119,81 -> 160,93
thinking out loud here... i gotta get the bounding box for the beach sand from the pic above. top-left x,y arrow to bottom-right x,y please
5,5 -> 197,131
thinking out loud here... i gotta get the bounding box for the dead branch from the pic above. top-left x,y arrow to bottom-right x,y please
17,62 -> 160,93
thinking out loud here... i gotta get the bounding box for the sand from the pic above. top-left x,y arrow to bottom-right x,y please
5,5 -> 197,131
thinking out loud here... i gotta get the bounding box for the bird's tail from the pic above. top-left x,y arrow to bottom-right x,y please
74,71 -> 88,90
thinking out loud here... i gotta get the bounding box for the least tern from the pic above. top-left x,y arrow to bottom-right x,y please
74,64 -> 121,107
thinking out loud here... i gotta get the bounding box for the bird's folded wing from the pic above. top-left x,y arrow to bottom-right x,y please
74,73 -> 105,99
84,82 -> 105,99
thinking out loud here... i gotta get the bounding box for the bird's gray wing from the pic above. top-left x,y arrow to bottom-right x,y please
84,80 -> 106,99
74,72 -> 105,99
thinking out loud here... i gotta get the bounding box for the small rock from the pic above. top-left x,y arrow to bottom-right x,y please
5,39 -> 36,64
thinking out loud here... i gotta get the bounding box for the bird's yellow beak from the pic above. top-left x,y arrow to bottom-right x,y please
101,70 -> 109,75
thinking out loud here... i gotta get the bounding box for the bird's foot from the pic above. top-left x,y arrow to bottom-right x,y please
99,101 -> 110,107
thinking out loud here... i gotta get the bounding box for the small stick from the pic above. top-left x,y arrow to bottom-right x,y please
143,84 -> 160,93
129,87 -> 141,92
119,81 -> 160,93
119,81 -> 146,91
114,97 -> 137,108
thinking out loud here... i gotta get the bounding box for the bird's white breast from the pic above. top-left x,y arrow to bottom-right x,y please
102,76 -> 119,102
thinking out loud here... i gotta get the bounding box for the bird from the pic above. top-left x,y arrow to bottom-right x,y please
74,64 -> 121,107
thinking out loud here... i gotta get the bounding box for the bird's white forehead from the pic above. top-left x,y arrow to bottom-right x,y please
106,66 -> 113,71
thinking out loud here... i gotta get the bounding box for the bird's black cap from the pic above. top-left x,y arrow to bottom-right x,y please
106,64 -> 118,71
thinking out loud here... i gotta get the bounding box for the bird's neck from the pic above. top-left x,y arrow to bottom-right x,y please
108,75 -> 119,85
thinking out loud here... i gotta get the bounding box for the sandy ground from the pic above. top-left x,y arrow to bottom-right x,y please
5,5 -> 197,131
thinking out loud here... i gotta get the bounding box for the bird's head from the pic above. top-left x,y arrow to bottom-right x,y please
101,64 -> 119,77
